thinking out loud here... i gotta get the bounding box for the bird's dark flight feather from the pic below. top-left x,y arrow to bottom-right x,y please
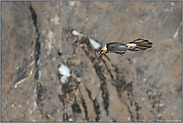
128,38 -> 153,51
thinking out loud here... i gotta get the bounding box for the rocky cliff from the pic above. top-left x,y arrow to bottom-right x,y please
1,1 -> 182,122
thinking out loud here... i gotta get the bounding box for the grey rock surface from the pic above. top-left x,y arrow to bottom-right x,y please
1,1 -> 182,122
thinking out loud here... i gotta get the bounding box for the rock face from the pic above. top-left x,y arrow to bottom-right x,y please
1,1 -> 182,122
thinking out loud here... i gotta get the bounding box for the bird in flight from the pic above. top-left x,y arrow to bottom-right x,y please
99,38 -> 153,55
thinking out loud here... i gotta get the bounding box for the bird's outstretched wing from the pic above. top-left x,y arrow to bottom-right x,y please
127,38 -> 153,51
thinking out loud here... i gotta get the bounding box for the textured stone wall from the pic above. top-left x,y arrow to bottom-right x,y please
1,1 -> 182,122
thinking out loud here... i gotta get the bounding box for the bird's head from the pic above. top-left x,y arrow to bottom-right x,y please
99,45 -> 109,54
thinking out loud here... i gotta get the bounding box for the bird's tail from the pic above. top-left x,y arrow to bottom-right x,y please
127,38 -> 153,51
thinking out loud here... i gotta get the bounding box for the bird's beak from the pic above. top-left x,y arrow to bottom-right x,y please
99,48 -> 105,55
99,49 -> 104,53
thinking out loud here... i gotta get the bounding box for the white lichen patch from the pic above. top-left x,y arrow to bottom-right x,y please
58,64 -> 71,83
68,118 -> 73,122
46,30 -> 54,55
69,1 -> 75,6
50,15 -> 60,25
71,30 -> 84,37
69,1 -> 79,6
89,38 -> 101,49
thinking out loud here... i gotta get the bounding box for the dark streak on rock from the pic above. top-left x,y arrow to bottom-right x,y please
34,69 -> 39,80
29,5 -> 38,32
134,102 -> 141,121
70,35 -> 104,121
77,37 -> 110,117
93,63 -> 106,81
100,82 -> 109,115
81,95 -> 88,121
37,82 -> 43,102
13,53 -> 35,86
29,3 -> 41,80
101,58 -> 114,79
93,99 -> 100,121
85,87 -> 92,100
125,102 -> 134,122
147,91 -> 164,119
15,70 -> 28,83
113,68 -> 127,92
36,82 -> 44,114
29,3 -> 43,117
72,103 -> 82,115
85,86 -> 101,121
63,113 -> 69,122
109,58 -> 142,121
58,94 -> 65,106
